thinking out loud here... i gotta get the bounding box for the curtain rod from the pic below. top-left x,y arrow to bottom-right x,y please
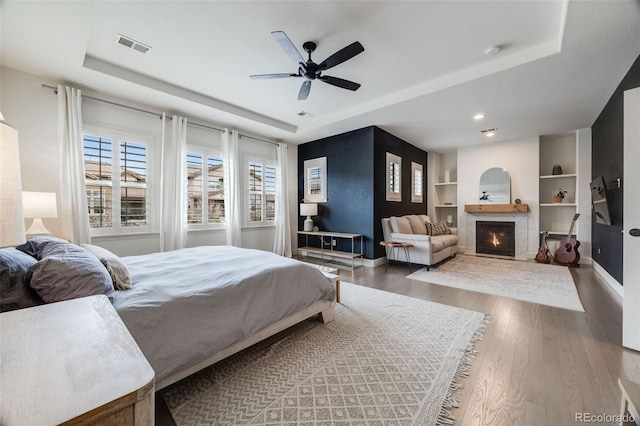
239,134 -> 279,147
42,84 -> 164,119
42,83 -> 279,146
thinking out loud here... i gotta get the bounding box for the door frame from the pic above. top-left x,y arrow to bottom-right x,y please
623,87 -> 640,351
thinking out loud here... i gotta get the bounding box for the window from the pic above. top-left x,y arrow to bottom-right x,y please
186,147 -> 225,228
386,152 -> 402,202
303,157 -> 327,202
83,129 -> 154,235
411,162 -> 423,203
247,160 -> 277,225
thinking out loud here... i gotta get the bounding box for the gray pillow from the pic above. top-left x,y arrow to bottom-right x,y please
0,248 -> 44,312
16,235 -> 69,259
29,241 -> 115,303
81,244 -> 132,290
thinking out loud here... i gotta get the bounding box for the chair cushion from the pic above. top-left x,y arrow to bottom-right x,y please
432,234 -> 459,248
406,215 -> 427,234
389,216 -> 412,234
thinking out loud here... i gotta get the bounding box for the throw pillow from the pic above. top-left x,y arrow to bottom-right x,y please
29,242 -> 115,303
0,247 -> 45,312
406,215 -> 427,235
16,235 -> 69,259
81,244 -> 132,290
389,216 -> 412,234
425,222 -> 451,236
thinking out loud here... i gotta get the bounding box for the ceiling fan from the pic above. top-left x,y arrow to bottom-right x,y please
250,31 -> 365,101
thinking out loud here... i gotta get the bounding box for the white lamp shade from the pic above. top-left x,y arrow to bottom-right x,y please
0,122 -> 26,247
22,192 -> 58,218
300,203 -> 318,217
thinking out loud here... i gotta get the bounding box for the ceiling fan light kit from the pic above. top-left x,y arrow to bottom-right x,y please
250,31 -> 365,100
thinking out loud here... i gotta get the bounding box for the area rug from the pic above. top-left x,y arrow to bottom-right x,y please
407,255 -> 585,312
162,282 -> 490,425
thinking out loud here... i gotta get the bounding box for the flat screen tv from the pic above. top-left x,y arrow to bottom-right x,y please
590,176 -> 612,225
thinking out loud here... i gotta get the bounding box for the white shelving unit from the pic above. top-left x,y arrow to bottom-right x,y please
538,132 -> 590,240
429,152 -> 458,226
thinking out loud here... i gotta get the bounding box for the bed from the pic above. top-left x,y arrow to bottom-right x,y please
1,241 -> 336,391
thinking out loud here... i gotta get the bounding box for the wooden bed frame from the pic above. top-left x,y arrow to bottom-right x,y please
157,299 -> 336,390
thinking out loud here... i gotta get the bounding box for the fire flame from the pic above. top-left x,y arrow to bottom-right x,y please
492,233 -> 500,247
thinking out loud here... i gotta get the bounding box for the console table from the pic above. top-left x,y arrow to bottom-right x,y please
297,230 -> 363,269
0,295 -> 155,425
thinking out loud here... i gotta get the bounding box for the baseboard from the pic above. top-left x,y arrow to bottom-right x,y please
593,261 -> 623,298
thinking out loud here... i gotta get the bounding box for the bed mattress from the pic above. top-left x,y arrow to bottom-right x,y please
112,245 -> 335,384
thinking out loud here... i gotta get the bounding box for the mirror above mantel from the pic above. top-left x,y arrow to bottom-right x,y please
479,167 -> 510,204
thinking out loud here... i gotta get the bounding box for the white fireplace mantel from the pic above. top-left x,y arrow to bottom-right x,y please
464,212 -> 529,260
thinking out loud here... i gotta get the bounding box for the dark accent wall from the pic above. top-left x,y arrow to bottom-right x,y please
298,126 -> 427,260
298,127 -> 375,258
591,53 -> 640,285
372,127 -> 428,258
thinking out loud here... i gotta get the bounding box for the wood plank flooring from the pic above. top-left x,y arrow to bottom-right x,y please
156,259 -> 640,425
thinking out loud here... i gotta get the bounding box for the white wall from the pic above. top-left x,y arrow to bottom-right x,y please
457,137 -> 540,257
1,66 -> 297,256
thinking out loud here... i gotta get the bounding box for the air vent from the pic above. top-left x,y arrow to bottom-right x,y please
115,34 -> 151,54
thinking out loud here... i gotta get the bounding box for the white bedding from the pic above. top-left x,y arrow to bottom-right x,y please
113,245 -> 335,385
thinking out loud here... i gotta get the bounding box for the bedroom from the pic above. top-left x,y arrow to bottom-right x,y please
2,1 -> 640,425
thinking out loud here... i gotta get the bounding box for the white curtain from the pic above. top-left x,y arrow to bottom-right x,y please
222,129 -> 242,247
273,143 -> 292,257
160,115 -> 188,251
58,85 -> 91,244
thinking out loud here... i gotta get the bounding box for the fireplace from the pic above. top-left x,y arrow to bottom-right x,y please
476,221 -> 515,257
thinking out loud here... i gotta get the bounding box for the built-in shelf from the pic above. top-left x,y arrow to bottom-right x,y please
434,182 -> 458,186
539,174 -> 577,179
541,230 -> 576,236
540,203 -> 578,207
435,204 -> 457,208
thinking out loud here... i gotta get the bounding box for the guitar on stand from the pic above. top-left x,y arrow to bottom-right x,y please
554,213 -> 581,266
535,231 -> 551,264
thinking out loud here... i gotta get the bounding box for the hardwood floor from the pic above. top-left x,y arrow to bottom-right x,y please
156,258 -> 640,425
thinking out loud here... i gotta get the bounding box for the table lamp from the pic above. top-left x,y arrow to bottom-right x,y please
22,191 -> 58,236
300,203 -> 318,232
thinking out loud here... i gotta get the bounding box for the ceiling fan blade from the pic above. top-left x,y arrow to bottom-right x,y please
298,80 -> 312,100
271,31 -> 305,65
250,73 -> 300,79
318,41 -> 364,71
319,75 -> 361,91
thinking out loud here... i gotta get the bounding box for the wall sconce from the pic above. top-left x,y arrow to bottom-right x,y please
22,191 -> 58,236
300,203 -> 318,232
0,119 -> 26,247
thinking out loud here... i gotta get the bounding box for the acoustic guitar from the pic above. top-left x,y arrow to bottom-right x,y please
534,231 -> 551,264
554,213 -> 580,266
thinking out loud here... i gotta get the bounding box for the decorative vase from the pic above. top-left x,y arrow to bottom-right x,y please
552,195 -> 562,203
444,170 -> 451,183
552,165 -> 563,175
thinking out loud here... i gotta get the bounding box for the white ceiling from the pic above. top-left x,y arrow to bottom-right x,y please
2,1 -> 640,152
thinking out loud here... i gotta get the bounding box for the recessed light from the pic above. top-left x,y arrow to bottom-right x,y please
484,45 -> 501,56
481,127 -> 498,137
473,113 -> 485,120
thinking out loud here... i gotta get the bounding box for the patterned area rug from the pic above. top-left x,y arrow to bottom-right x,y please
407,255 -> 585,312
162,282 -> 489,425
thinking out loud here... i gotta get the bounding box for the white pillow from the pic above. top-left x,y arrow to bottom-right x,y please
81,244 -> 132,290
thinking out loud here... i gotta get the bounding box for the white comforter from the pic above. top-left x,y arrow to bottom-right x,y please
113,245 -> 335,384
